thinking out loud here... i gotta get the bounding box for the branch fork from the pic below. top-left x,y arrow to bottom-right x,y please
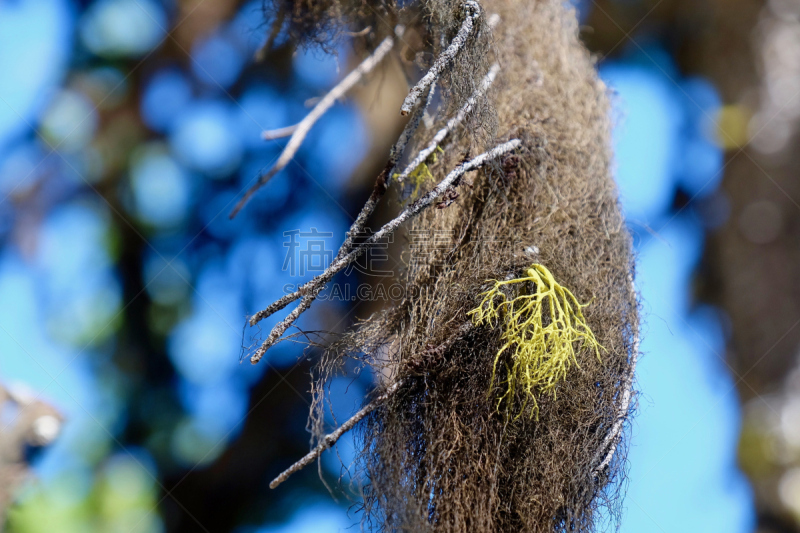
249,139 -> 521,364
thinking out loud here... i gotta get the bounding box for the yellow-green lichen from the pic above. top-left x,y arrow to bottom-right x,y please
468,263 -> 603,418
394,146 -> 444,199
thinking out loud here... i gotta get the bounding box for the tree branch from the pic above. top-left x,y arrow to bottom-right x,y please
0,384 -> 61,522
269,380 -> 403,489
400,0 -> 481,116
247,87 -> 433,330
336,83 -> 432,255
231,33 -> 398,218
249,139 -> 521,363
269,319 -> 480,488
591,273 -> 639,475
248,69 -> 501,327
394,62 -> 499,185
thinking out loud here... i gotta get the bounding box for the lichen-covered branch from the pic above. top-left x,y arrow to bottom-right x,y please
248,69 -> 501,327
258,1 -> 640,529
249,139 -> 521,363
335,83 -> 431,258
591,274 -> 639,475
247,88 -> 433,330
399,0 -> 481,116
394,62 -> 499,185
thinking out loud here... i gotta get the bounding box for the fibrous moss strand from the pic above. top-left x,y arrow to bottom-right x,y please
468,263 -> 604,418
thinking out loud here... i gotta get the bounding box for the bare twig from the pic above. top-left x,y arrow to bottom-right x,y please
231,34 -> 398,218
247,75 -> 494,328
249,139 -> 522,363
591,274 -> 639,475
250,295 -> 316,364
400,0 -> 481,116
347,26 -> 372,37
270,319 -> 479,488
394,63 -> 499,185
261,124 -> 298,140
335,84 -> 431,256
269,380 -> 403,489
249,288 -> 307,331
248,90 -> 433,333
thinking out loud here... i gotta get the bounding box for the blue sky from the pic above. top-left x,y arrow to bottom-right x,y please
603,60 -> 754,532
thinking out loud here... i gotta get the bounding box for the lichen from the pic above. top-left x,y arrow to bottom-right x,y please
395,145 -> 444,199
469,263 -> 604,418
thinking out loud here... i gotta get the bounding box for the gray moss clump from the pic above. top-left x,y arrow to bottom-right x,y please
276,0 -> 639,530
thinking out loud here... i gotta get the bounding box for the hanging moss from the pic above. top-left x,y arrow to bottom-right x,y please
269,0 -> 640,530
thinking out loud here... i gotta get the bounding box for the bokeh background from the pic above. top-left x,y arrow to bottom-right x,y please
0,0 -> 797,531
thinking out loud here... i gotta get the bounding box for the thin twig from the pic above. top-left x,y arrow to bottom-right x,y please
249,139 -> 522,363
591,274 -> 639,475
231,34 -> 398,218
269,380 -> 403,489
261,124 -> 298,140
400,0 -> 481,116
422,82 -> 437,129
336,84 -> 431,257
270,319 -> 477,488
248,90 -> 433,332
394,63 -> 499,185
250,295 -> 316,364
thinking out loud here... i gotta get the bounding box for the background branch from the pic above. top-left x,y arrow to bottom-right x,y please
0,384 -> 61,523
